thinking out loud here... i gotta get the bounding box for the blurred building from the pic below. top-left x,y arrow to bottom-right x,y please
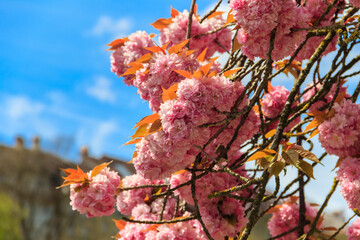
0,136 -> 134,240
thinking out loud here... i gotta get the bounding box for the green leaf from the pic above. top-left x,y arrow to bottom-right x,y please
268,161 -> 285,177
281,149 -> 298,165
296,160 -> 315,179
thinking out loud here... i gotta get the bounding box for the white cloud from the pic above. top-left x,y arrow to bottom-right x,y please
86,76 -> 116,103
4,95 -> 45,119
77,120 -> 119,156
0,95 -> 56,139
91,16 -> 132,37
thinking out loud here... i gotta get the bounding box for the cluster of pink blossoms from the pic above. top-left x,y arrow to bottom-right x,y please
347,218 -> 360,240
133,51 -> 200,112
159,10 -> 232,58
302,81 -> 349,112
69,167 -> 121,217
133,75 -> 260,180
267,202 -> 320,240
318,99 -> 360,158
116,174 -> 177,221
170,165 -> 250,240
110,31 -> 154,85
336,157 -> 360,209
229,0 -> 339,61
262,85 -> 300,132
230,0 -> 309,61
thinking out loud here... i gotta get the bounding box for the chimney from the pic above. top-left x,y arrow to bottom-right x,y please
32,135 -> 40,150
15,136 -> 24,149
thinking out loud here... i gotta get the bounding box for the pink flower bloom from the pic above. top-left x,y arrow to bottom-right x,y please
231,0 -> 309,60
116,174 -> 164,216
302,81 -> 349,112
337,157 -> 360,209
133,75 -> 259,180
70,167 -> 120,217
318,100 -> 360,157
159,10 -> 232,58
133,52 -> 199,112
347,218 -> 360,240
110,31 -> 154,85
267,202 -> 320,240
262,86 -> 300,132
348,0 -> 360,7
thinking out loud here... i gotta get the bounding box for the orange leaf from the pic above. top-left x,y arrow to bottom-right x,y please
173,69 -> 192,79
232,37 -> 242,53
208,71 -> 217,77
206,11 -> 224,20
149,33 -> 157,38
135,53 -> 153,63
113,219 -> 127,231
133,113 -> 160,129
253,105 -> 259,113
267,81 -> 273,92
225,9 -> 236,26
123,138 -> 142,146
192,70 -> 203,79
144,46 -> 164,54
307,128 -> 319,141
106,37 -> 129,51
170,6 -> 180,18
132,124 -> 150,139
143,224 -> 160,232
91,161 -> 112,178
247,149 -> 276,162
122,65 -> 142,76
148,118 -> 162,134
223,67 -> 242,77
162,83 -> 179,102
150,18 -> 172,30
144,194 -> 150,202
168,39 -> 190,54
57,166 -> 89,188
304,118 -> 322,132
196,48 -> 208,62
265,129 -> 277,138
173,169 -> 186,175
185,50 -> 196,56
199,63 -> 212,76
334,90 -> 346,104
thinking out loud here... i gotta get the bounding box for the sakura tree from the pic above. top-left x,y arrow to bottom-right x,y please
58,0 -> 360,239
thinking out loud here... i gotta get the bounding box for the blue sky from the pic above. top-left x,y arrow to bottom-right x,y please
1,0 -> 360,218
0,0 -> 213,161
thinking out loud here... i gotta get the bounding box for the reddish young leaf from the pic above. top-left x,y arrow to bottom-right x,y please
206,11 -> 224,20
90,161 -> 112,178
267,81 -> 274,92
122,65 -> 142,76
265,129 -> 277,138
199,62 -> 213,76
162,83 -> 179,102
148,118 -> 162,134
208,71 -> 217,77
144,46 -> 165,54
150,18 -> 172,30
173,69 -> 192,79
57,166 -> 89,188
225,9 -> 236,26
133,113 -> 160,129
223,67 -> 242,77
113,219 -> 127,231
168,39 -> 190,54
247,149 -> 276,162
231,37 -> 242,53
123,138 -> 142,146
170,6 -> 180,18
132,123 -> 150,139
106,37 -> 129,51
196,48 -> 208,62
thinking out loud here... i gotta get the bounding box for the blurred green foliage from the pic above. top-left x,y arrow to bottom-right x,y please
0,191 -> 23,240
